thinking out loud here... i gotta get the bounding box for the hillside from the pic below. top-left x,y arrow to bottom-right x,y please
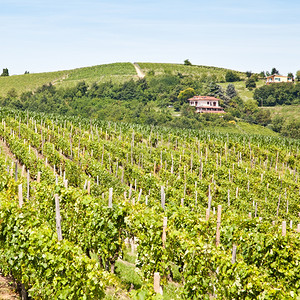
0,61 -> 286,139
0,109 -> 298,298
265,105 -> 300,121
219,79 -> 265,102
0,62 -> 248,97
0,63 -> 137,97
137,62 -> 246,82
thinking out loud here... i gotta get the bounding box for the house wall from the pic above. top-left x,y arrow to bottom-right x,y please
266,76 -> 293,84
192,100 -> 219,107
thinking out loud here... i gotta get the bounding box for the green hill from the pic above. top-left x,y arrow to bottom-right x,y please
0,62 -> 137,97
219,79 -> 265,102
137,62 -> 246,81
261,105 -> 300,122
0,62 -> 249,97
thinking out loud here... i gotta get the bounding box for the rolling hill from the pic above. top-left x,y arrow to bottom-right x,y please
0,62 -> 249,97
0,63 -> 137,97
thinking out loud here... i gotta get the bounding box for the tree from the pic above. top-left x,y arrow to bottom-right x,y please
178,88 -> 196,104
225,71 -> 240,82
180,103 -> 195,117
271,68 -> 279,75
271,115 -> 284,132
243,99 -> 258,115
245,78 -> 256,90
259,71 -> 266,78
296,70 -> 300,82
226,84 -> 237,99
265,95 -> 276,106
208,82 -> 229,105
1,68 -> 9,76
245,71 -> 252,78
208,82 -> 224,98
281,118 -> 300,139
252,74 -> 259,82
75,81 -> 88,96
287,72 -> 294,80
184,59 -> 192,66
253,109 -> 271,126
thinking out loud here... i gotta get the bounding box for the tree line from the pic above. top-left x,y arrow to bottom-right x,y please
254,83 -> 300,106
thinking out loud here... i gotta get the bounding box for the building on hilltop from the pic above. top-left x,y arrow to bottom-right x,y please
187,96 -> 225,113
266,74 -> 293,85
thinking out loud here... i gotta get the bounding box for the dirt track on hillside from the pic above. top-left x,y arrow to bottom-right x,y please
133,63 -> 145,79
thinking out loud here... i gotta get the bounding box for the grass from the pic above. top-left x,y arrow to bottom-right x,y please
261,104 -> 300,121
112,247 -> 184,299
56,63 -> 137,88
163,282 -> 183,300
115,260 -> 143,290
206,121 -> 279,136
235,121 -> 278,136
0,63 -> 137,97
0,70 -> 68,97
218,79 -> 265,102
122,249 -> 136,265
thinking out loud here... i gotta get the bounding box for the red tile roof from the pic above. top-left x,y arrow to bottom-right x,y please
196,106 -> 224,109
188,96 -> 221,101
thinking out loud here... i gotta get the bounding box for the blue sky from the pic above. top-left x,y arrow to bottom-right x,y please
1,0 -> 300,75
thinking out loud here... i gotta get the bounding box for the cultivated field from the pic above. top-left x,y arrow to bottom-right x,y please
0,63 -> 137,97
0,108 -> 298,298
137,62 -> 246,82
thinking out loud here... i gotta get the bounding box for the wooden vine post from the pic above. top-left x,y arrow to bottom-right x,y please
108,188 -> 113,208
206,209 -> 210,221
162,217 -> 167,249
282,221 -> 286,237
276,194 -> 281,217
154,272 -> 163,295
231,244 -> 237,264
15,161 -> 18,182
227,189 -> 230,206
207,184 -> 212,219
18,184 -> 23,208
54,194 -> 63,241
161,186 -> 165,210
37,171 -> 41,183
27,170 -> 30,200
87,181 -> 91,195
216,205 -> 222,246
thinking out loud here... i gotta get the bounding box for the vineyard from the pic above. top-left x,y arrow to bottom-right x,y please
136,63 -> 246,82
0,107 -> 299,299
0,63 -> 137,97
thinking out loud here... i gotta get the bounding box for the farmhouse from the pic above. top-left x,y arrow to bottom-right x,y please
188,96 -> 225,113
266,74 -> 293,85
